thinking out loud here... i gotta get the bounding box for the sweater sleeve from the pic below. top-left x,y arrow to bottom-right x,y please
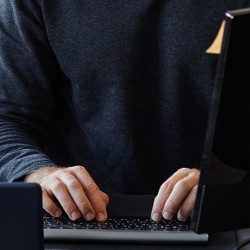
0,0 -> 61,181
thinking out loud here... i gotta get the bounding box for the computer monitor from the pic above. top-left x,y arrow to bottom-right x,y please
191,8 -> 250,233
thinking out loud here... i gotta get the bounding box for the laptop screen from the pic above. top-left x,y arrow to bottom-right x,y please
191,8 -> 250,233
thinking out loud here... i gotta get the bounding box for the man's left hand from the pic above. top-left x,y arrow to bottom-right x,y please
151,168 -> 200,222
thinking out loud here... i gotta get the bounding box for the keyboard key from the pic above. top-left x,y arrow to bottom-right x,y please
43,212 -> 191,232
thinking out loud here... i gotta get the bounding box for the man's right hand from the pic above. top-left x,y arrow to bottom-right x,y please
25,166 -> 109,222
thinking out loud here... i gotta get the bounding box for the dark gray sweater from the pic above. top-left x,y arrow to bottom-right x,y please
0,0 -> 249,194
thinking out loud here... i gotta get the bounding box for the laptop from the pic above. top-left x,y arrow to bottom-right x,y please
43,7 -> 250,243
44,194 -> 208,243
191,7 -> 250,234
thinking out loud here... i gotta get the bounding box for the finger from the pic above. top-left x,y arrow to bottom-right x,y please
177,185 -> 198,221
70,166 -> 108,222
58,173 -> 95,221
151,168 -> 191,221
47,177 -> 81,221
162,174 -> 199,220
42,188 -> 62,217
101,191 -> 109,205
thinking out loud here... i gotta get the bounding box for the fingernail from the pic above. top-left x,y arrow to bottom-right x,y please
55,210 -> 61,217
85,212 -> 94,221
152,212 -> 160,222
71,211 -> 79,221
177,213 -> 187,222
97,212 -> 106,222
163,211 -> 172,220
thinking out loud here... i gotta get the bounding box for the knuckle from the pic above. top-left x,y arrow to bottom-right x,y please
192,184 -> 199,193
41,182 -> 48,188
192,168 -> 200,173
72,165 -> 85,172
106,196 -> 110,205
160,181 -> 174,192
152,204 -> 161,214
52,168 -> 66,176
189,168 -> 200,176
61,200 -> 74,210
52,181 -> 64,192
164,201 -> 176,213
49,206 -> 59,215
103,193 -> 109,204
40,180 -> 48,187
86,182 -> 99,193
178,168 -> 189,174
175,180 -> 190,191
42,198 -> 55,212
67,180 -> 80,190
101,192 -> 108,199
77,201 -> 88,209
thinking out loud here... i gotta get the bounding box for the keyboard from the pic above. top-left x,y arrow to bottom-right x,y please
43,212 -> 208,243
43,195 -> 208,243
44,212 -> 190,231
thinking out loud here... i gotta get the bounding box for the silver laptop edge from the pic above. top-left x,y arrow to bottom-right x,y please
44,229 -> 208,243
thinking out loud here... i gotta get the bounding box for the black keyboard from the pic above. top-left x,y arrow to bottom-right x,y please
43,213 -> 190,231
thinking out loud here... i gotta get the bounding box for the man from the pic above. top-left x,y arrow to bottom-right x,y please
0,1 -> 248,222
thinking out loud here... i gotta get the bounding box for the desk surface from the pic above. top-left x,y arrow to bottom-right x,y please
45,230 -> 237,250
